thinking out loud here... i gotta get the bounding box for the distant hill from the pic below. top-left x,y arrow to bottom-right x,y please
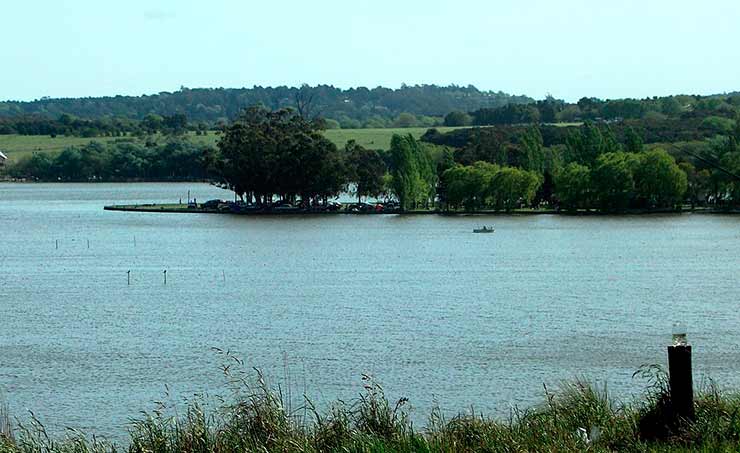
0,85 -> 533,127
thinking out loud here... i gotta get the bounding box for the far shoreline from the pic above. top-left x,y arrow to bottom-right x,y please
103,203 -> 740,216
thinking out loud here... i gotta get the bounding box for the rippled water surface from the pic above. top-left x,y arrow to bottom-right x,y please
1,182 -> 739,440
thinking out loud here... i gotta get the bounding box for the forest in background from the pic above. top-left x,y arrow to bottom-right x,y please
0,84 -> 531,131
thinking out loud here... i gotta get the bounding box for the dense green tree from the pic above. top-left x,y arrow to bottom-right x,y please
162,113 -> 188,135
520,126 -> 545,172
678,162 -> 711,209
345,140 -> 387,202
701,116 -> 735,135
554,163 -> 592,211
489,167 -> 541,211
471,104 -> 541,126
142,114 -> 164,133
591,152 -> 640,211
9,153 -> 53,180
54,148 -> 86,181
565,122 -> 621,166
443,161 -> 498,210
660,97 -> 682,116
633,149 -> 687,208
215,106 -> 348,204
441,165 -> 478,210
78,141 -> 109,178
536,96 -> 563,123
388,134 -> 436,210
443,111 -> 472,127
393,112 -> 418,128
624,127 -> 644,152
716,151 -> 740,205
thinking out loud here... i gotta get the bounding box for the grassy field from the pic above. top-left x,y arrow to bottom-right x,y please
0,127 -> 468,164
323,126 -> 464,150
0,134 -> 123,162
0,123 -> 581,165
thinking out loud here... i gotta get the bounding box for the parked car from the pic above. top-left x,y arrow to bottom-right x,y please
347,202 -> 375,213
227,201 -> 260,213
203,199 -> 222,209
325,201 -> 343,211
271,202 -> 301,212
382,201 -> 400,212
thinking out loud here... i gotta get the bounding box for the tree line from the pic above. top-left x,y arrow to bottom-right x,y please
0,84 -> 532,129
429,120 -> 740,211
444,93 -> 740,126
7,104 -> 740,211
211,107 -> 704,213
0,113 -> 203,137
7,138 -> 215,181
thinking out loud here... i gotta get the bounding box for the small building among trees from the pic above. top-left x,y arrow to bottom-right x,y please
0,150 -> 7,167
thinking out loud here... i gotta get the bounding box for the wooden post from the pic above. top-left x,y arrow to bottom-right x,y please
127,270 -> 131,285
163,270 -> 167,285
668,344 -> 694,421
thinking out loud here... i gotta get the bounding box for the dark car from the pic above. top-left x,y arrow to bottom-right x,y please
325,201 -> 343,211
203,199 -> 223,209
347,202 -> 374,213
271,202 -> 301,212
382,201 -> 400,212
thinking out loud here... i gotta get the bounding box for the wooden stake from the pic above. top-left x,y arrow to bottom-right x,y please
668,344 -> 694,421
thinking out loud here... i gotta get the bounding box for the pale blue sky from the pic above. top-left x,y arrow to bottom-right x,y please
2,0 -> 739,102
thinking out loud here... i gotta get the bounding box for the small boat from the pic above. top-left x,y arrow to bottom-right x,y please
473,226 -> 495,233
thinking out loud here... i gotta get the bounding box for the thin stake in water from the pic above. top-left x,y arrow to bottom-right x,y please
163,270 -> 167,285
127,270 -> 131,285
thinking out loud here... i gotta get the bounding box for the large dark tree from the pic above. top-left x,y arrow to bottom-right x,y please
345,140 -> 387,202
215,106 -> 347,205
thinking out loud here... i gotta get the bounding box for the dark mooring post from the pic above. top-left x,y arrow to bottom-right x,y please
668,323 -> 694,421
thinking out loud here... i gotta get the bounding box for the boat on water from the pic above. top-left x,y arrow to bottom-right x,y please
473,226 -> 495,233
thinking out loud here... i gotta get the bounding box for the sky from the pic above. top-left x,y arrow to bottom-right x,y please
1,0 -> 739,102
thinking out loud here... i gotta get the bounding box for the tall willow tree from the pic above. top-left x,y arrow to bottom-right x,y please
565,121 -> 621,167
520,125 -> 545,173
389,134 -> 437,210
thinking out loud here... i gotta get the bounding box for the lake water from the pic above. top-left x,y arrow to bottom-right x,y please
1,182 -> 739,441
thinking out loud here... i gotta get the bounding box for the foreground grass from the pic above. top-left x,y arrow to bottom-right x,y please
1,362 -> 739,453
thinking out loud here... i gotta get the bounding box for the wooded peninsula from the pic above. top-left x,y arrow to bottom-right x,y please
2,85 -> 740,213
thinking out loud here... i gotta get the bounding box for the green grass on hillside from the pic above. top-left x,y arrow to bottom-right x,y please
0,123 -> 579,165
189,127 -> 468,150
323,126 -> 464,150
0,127 -> 466,164
0,135 -> 122,162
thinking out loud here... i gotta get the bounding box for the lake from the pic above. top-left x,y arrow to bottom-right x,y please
1,182 -> 739,441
